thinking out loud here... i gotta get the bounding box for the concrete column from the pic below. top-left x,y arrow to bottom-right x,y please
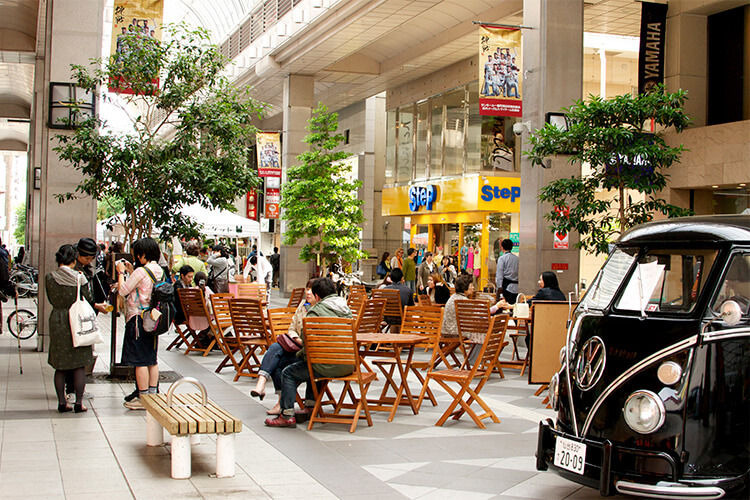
32,0 -> 103,351
664,11 -> 707,127
520,0 -> 583,296
279,74 -> 314,294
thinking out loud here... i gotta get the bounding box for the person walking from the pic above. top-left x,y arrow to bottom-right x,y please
46,244 -> 93,413
269,247 -> 280,287
390,248 -> 404,270
495,238 -> 519,304
403,248 -> 417,296
116,238 -> 164,410
206,244 -> 230,293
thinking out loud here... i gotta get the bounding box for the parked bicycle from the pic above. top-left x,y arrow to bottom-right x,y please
1,289 -> 38,340
9,264 -> 38,298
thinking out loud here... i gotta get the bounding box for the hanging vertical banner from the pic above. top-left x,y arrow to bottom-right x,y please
109,0 -> 164,94
246,189 -> 258,220
638,2 -> 667,94
256,132 -> 282,177
478,26 -> 522,117
265,187 -> 280,219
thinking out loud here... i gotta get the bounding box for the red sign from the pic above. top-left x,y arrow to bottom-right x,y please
265,203 -> 279,219
554,205 -> 570,218
246,189 -> 258,220
553,231 -> 569,249
265,188 -> 280,204
551,263 -> 569,271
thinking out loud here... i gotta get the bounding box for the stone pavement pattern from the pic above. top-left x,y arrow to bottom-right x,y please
0,294 -> 621,499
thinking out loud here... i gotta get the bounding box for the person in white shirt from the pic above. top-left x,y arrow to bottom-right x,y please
244,254 -> 273,301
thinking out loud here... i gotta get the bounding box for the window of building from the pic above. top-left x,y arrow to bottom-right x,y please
397,105 -> 414,183
385,109 -> 396,184
466,82 -> 481,173
707,5 -> 749,125
430,95 -> 444,178
443,87 -> 466,177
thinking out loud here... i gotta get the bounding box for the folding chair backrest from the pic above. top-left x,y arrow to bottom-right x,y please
472,292 -> 495,305
417,294 -> 432,306
267,307 -> 297,342
287,287 -> 306,308
348,293 -> 366,315
229,298 -> 269,340
355,298 -> 385,333
372,289 -> 403,322
455,299 -> 491,340
303,317 -> 357,367
178,288 -> 210,331
401,306 -> 444,348
475,315 -> 510,374
237,283 -> 267,301
210,293 -> 234,332
349,284 -> 367,302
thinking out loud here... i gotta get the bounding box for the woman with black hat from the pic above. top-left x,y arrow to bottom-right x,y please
74,237 -> 110,313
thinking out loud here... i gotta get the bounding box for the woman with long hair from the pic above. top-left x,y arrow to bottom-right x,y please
376,252 -> 391,278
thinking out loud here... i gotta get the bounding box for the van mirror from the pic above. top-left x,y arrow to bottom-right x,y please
719,300 -> 742,326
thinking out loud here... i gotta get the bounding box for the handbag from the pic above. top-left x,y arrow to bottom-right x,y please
376,263 -> 387,276
513,293 -> 530,319
69,272 -> 103,347
277,333 -> 301,353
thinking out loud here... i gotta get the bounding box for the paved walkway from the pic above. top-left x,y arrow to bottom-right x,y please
0,293 -> 615,499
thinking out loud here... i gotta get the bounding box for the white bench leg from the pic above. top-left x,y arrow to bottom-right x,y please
215,433 -> 236,478
146,412 -> 164,447
171,435 -> 191,479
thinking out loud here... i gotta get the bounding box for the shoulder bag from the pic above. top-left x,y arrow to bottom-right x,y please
69,272 -> 103,347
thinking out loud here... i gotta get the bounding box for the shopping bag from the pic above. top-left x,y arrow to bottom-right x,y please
513,293 -> 530,319
69,272 -> 103,347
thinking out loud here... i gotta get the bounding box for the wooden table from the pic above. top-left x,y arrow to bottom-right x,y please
356,333 -> 425,422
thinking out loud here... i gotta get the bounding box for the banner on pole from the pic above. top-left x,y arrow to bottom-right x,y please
638,2 -> 667,94
478,26 -> 522,117
109,0 -> 164,94
257,132 -> 282,177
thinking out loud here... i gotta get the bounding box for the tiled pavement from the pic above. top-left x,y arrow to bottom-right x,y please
0,293 -> 619,499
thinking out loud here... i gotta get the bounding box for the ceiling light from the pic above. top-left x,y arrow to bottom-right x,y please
712,185 -> 719,189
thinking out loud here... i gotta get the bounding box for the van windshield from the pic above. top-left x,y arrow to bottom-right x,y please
580,248 -> 637,311
615,249 -> 718,314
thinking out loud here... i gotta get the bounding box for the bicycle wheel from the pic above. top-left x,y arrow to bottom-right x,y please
7,309 -> 37,340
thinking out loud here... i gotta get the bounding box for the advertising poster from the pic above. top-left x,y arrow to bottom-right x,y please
109,0 -> 164,94
246,189 -> 258,220
257,132 -> 282,177
478,26 -> 522,117
265,187 -> 280,219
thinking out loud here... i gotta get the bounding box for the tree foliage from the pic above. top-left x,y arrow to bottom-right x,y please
527,86 -> 693,255
281,104 -> 366,266
13,203 -> 26,246
54,25 -> 267,243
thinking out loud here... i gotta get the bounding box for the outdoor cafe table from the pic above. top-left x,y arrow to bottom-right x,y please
356,333 -> 426,422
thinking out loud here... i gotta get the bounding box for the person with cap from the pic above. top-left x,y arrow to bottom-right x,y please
74,238 -> 110,314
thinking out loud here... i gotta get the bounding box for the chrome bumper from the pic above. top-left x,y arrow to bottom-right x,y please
616,480 -> 724,499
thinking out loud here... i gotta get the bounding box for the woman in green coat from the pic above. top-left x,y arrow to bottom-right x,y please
46,244 -> 93,413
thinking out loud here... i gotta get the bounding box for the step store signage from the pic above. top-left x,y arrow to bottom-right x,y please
382,176 -> 521,216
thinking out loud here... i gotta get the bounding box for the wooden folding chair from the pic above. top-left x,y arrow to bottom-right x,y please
303,316 -> 376,433
287,287 -> 306,308
210,294 -> 242,374
373,306 -> 445,409
501,305 -> 533,375
348,284 -> 367,305
355,298 -> 386,334
417,294 -> 432,306
417,315 -> 509,429
456,299 -> 508,377
348,292 -> 366,316
267,307 -> 297,343
166,289 -> 189,351
177,288 -> 217,356
371,288 -> 403,332
237,283 -> 267,303
229,298 -> 271,381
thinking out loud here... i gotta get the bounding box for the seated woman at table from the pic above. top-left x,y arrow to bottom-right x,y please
251,280 -> 316,415
441,274 -> 474,338
496,271 -> 565,310
427,273 -> 451,305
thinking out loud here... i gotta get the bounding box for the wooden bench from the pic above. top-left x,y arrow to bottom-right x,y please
140,378 -> 242,479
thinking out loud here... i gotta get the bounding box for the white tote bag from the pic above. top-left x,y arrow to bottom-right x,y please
513,293 -> 530,319
69,272 -> 103,347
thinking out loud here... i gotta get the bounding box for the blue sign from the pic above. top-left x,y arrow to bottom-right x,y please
409,185 -> 437,211
480,185 -> 520,203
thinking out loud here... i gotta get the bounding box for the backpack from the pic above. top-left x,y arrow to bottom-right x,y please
141,266 -> 176,335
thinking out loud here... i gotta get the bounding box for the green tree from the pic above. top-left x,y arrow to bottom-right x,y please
13,202 -> 26,246
54,25 -> 267,243
527,86 -> 693,255
281,104 -> 366,267
97,194 -> 125,221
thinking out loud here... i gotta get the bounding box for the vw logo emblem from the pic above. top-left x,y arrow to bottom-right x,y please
575,336 -> 606,391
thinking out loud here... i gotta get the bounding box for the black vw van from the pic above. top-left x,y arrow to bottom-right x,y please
536,215 -> 750,498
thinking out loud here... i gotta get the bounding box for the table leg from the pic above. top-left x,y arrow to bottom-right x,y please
388,345 -> 417,422
171,435 -> 191,479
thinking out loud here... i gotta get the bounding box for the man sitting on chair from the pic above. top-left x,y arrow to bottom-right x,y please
264,277 -> 353,428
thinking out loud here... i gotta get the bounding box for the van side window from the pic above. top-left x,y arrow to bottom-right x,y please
712,253 -> 750,316
615,249 -> 718,314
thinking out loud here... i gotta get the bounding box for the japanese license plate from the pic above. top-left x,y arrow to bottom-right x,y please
554,436 -> 586,475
